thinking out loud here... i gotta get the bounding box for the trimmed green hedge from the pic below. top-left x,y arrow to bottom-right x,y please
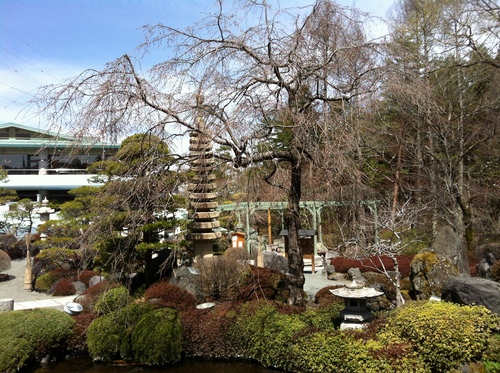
381,301 -> 498,372
0,308 -> 75,373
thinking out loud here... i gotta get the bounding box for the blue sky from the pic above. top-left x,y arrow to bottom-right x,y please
0,0 -> 394,127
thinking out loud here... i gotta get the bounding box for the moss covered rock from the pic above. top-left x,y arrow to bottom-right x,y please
410,251 -> 459,300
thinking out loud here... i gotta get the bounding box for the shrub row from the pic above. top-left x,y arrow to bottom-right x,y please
331,254 -> 414,278
182,300 -> 498,372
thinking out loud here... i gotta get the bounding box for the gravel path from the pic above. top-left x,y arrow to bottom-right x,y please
0,259 -> 51,302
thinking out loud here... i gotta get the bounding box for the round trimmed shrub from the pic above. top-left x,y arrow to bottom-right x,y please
94,285 -> 129,315
52,278 -> 76,296
131,308 -> 182,365
0,308 -> 75,373
381,301 -> 498,372
87,302 -> 157,361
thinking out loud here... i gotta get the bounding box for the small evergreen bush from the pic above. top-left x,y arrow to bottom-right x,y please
181,303 -> 239,358
131,308 -> 182,365
94,285 -> 129,315
52,278 -> 76,296
381,301 -> 498,372
34,272 -> 57,292
77,280 -> 118,312
0,308 -> 75,373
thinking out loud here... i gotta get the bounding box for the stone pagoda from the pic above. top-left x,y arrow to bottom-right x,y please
185,96 -> 221,259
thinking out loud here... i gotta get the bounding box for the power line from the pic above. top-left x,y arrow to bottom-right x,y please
0,46 -> 62,81
0,25 -> 71,75
0,62 -> 46,86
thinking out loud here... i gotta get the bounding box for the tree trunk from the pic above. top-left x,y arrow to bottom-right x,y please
285,157 -> 305,306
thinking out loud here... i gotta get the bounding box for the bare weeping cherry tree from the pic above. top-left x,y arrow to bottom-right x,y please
33,0 -> 381,306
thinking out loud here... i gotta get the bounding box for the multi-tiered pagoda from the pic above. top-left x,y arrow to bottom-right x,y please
186,97 -> 221,259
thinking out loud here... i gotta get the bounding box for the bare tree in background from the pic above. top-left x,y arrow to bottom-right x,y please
362,200 -> 423,307
33,0 -> 381,306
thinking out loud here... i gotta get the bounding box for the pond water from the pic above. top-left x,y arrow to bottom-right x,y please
24,356 -> 280,373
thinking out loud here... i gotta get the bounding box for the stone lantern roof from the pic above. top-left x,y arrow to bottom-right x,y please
329,279 -> 384,299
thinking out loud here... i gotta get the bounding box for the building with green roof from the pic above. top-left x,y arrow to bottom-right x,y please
0,122 -> 119,200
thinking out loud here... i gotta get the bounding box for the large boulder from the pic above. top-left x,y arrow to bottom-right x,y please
431,225 -> 469,276
169,266 -> 203,302
441,276 -> 500,315
262,251 -> 288,273
410,251 -> 459,300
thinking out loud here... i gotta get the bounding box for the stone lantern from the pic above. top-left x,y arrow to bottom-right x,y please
23,197 -> 55,291
36,197 -> 55,222
329,279 -> 384,330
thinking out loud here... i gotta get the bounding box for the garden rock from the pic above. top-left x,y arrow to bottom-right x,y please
441,276 -> 500,315
72,281 -> 87,295
347,267 -> 366,284
169,265 -> 203,302
262,251 -> 288,273
329,272 -> 347,281
325,264 -> 335,277
475,242 -> 500,279
431,225 -> 469,275
89,275 -> 105,288
410,251 -> 459,300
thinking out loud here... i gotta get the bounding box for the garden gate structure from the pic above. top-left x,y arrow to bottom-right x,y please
217,200 -> 378,257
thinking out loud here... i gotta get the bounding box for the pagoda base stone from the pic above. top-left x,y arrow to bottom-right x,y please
193,241 -> 215,261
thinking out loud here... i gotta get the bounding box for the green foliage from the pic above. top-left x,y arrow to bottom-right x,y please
290,330 -> 428,373
0,308 -> 75,373
131,308 -> 182,365
484,333 -> 500,371
35,272 -> 57,292
299,302 -> 344,329
87,302 -> 157,361
229,303 -> 307,370
36,247 -> 76,268
381,301 -> 497,371
94,285 -> 130,315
